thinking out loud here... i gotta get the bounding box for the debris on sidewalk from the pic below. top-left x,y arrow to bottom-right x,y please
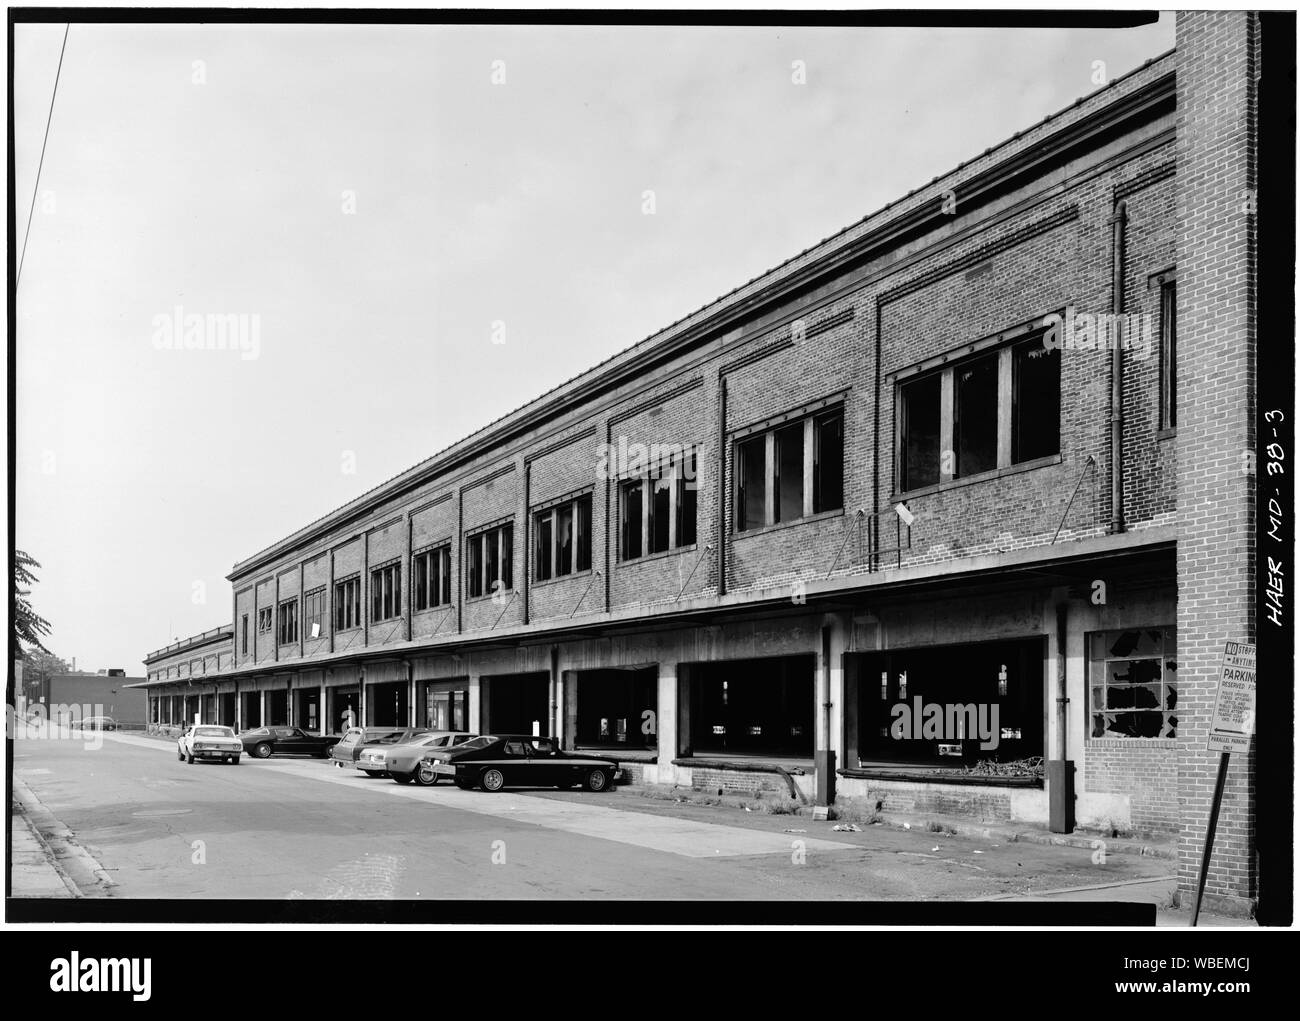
832,823 -> 862,832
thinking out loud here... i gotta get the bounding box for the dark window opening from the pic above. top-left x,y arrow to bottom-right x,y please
813,410 -> 844,513
737,435 -> 767,531
774,422 -> 805,524
1160,282 -> 1177,430
575,667 -> 658,749
688,656 -> 814,758
370,562 -> 401,622
856,637 -> 1045,767
954,352 -> 998,478
333,576 -> 361,630
900,374 -> 941,491
1012,337 -> 1061,463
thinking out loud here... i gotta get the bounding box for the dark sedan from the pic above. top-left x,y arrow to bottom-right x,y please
419,734 -> 619,792
240,726 -> 340,759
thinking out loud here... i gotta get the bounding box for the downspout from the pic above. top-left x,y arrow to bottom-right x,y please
1110,200 -> 1127,535
1055,602 -> 1069,762
716,374 -> 728,596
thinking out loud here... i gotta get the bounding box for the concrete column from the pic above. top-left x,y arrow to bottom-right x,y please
319,680 -> 328,734
259,690 -> 266,728
468,675 -> 482,733
656,661 -> 679,785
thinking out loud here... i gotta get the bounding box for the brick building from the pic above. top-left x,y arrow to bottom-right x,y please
137,14 -> 1267,916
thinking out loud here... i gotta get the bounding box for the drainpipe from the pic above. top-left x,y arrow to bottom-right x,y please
1110,200 -> 1127,535
716,374 -> 728,596
816,623 -> 836,807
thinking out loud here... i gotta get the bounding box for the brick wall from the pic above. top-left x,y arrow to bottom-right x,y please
1174,10 -> 1258,913
1084,740 -> 1179,833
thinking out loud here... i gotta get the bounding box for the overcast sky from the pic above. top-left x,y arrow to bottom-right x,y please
14,16 -> 1174,671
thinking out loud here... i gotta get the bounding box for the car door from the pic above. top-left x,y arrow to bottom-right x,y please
498,740 -> 530,786
280,727 -> 312,754
526,737 -> 563,785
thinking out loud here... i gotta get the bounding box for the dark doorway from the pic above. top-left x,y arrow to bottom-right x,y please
856,637 -> 1044,767
484,672 -> 550,736
422,680 -> 469,731
687,655 -> 814,758
575,667 -> 657,749
367,681 -> 408,727
240,691 -> 262,729
332,687 -> 360,732
267,689 -> 289,726
295,689 -> 321,733
219,692 -> 236,726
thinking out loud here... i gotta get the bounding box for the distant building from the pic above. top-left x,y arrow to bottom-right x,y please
30,670 -> 148,726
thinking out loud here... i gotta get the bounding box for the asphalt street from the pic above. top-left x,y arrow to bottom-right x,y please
12,730 -> 1174,902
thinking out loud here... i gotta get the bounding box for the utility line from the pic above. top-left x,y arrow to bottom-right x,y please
17,23 -> 70,288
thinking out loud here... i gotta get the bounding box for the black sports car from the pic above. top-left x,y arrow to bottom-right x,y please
418,734 -> 619,792
239,726 -> 340,759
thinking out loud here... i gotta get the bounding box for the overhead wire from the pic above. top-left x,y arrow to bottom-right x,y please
17,23 -> 70,288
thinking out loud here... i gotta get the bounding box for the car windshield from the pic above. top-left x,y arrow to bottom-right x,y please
195,727 -> 233,737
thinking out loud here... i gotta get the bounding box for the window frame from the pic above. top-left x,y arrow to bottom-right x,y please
1086,626 -> 1178,741
333,575 -> 362,632
277,598 -> 299,646
533,492 -> 593,583
256,606 -> 272,634
303,587 -> 326,638
466,522 -> 514,600
412,544 -> 452,613
734,407 -> 844,534
617,446 -> 699,562
370,561 -> 402,623
894,329 -> 1060,498
1159,279 -> 1177,432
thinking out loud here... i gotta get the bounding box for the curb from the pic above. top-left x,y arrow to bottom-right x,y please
13,778 -> 116,897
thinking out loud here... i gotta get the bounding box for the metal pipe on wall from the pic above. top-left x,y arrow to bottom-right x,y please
1110,199 -> 1128,535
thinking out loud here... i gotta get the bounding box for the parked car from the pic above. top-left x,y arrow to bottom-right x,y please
419,735 -> 620,792
239,726 -> 339,759
349,728 -> 435,775
75,715 -> 118,731
329,726 -> 417,768
369,732 -> 477,785
178,724 -> 243,764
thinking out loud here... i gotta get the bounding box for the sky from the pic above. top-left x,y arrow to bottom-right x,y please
13,15 -> 1175,672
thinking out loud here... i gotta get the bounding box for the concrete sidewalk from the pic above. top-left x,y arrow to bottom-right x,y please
10,795 -> 80,898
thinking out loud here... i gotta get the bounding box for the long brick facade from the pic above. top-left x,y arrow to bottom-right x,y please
137,18 -> 1266,916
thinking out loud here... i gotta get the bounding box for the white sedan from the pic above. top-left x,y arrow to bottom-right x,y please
177,725 -> 243,764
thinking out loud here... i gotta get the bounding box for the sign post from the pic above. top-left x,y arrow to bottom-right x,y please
1190,640 -> 1257,926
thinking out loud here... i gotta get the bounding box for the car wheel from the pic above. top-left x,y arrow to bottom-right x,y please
583,768 -> 609,792
414,763 -> 440,787
393,772 -> 414,785
230,756 -> 240,765
177,747 -> 184,761
253,743 -> 272,759
186,750 -> 195,764
480,768 -> 505,792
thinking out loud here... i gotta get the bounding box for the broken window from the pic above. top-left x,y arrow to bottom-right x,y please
1013,337 -> 1061,463
900,374 -> 941,491
1087,627 -> 1178,739
277,598 -> 299,645
304,587 -> 326,637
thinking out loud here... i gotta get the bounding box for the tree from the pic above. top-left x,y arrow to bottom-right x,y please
14,549 -> 53,657
20,647 -> 70,703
